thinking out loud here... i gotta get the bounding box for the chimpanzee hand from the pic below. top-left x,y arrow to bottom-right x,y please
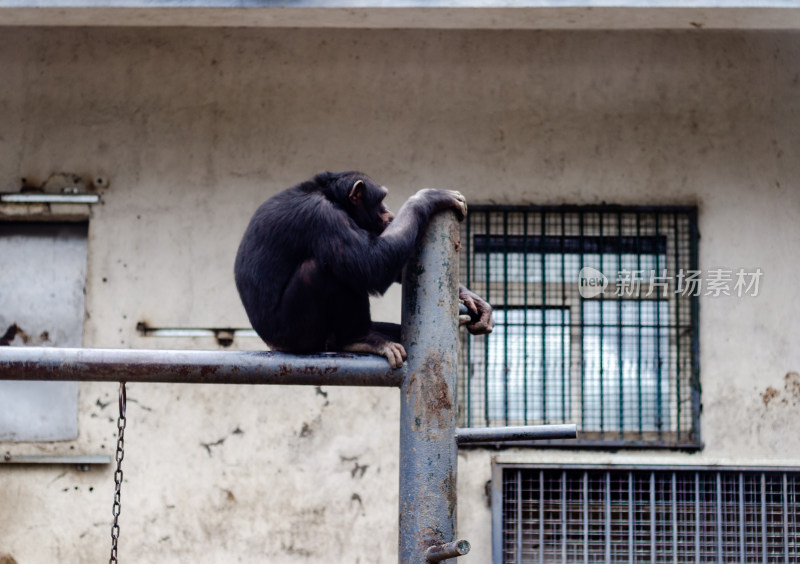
458,285 -> 493,335
413,189 -> 467,221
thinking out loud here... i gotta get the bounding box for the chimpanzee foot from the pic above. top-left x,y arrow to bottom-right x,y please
343,332 -> 407,369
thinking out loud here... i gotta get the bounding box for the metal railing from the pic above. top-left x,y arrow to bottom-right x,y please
0,211 -> 577,563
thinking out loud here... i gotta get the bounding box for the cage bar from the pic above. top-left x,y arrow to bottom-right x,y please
455,424 -> 577,445
425,540 -> 471,562
398,211 -> 461,563
0,347 -> 402,387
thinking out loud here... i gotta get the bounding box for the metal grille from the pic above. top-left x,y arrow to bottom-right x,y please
458,206 -> 699,446
500,467 -> 800,564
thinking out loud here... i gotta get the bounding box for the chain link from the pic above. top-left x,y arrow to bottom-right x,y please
110,381 -> 127,564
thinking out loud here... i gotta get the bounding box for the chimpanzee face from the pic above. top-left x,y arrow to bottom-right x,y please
375,194 -> 395,233
347,176 -> 395,235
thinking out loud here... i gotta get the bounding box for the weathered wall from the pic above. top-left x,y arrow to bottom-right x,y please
0,27 -> 798,563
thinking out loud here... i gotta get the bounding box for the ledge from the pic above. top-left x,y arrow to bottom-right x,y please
0,454 -> 111,467
1,2 -> 800,30
460,439 -> 704,450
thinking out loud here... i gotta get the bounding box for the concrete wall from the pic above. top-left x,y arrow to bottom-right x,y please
0,26 -> 798,563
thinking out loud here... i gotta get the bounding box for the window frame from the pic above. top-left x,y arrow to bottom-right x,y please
0,220 -> 89,442
459,205 -> 701,449
491,462 -> 800,564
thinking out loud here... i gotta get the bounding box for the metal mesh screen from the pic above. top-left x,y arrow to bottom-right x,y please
458,206 -> 699,446
501,467 -> 800,564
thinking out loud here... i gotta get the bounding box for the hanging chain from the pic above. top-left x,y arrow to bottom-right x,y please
110,381 -> 127,564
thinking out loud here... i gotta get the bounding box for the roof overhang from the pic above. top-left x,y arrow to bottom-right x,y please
1,1 -> 800,30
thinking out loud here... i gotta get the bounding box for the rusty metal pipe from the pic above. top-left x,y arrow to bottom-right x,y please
399,211 -> 462,564
456,423 -> 578,445
425,539 -> 471,562
0,347 -> 403,387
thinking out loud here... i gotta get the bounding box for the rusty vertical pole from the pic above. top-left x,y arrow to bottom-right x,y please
400,210 -> 461,563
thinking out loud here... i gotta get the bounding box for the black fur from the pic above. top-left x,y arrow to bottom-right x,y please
234,171 -> 464,353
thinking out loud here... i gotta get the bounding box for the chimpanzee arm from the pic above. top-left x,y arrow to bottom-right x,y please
313,189 -> 466,294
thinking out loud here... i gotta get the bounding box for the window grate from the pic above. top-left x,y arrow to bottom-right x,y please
459,206 -> 699,446
499,467 -> 800,564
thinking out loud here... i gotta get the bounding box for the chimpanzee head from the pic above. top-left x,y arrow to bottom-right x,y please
324,171 -> 395,234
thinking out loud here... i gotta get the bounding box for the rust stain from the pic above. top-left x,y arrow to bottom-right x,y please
419,525 -> 447,549
761,386 -> 779,407
428,376 -> 452,413
441,469 -> 457,521
406,372 -> 417,399
412,353 -> 453,430
406,351 -> 458,434
175,364 -> 192,381
277,363 -> 339,381
199,365 -> 217,381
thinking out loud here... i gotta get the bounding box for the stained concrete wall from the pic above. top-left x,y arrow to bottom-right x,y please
0,26 -> 798,563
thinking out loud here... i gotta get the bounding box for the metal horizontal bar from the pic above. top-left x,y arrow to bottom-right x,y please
474,233 -> 668,254
0,347 -> 403,387
425,540 -> 471,562
469,203 -> 698,214
1,454 -> 111,465
455,424 -> 577,445
138,328 -> 259,338
0,193 -> 99,204
2,1 -> 799,7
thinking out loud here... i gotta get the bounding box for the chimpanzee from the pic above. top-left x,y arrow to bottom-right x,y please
234,171 -> 492,368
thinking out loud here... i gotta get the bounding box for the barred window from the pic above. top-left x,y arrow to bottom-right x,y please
458,206 -> 699,447
494,466 -> 800,564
